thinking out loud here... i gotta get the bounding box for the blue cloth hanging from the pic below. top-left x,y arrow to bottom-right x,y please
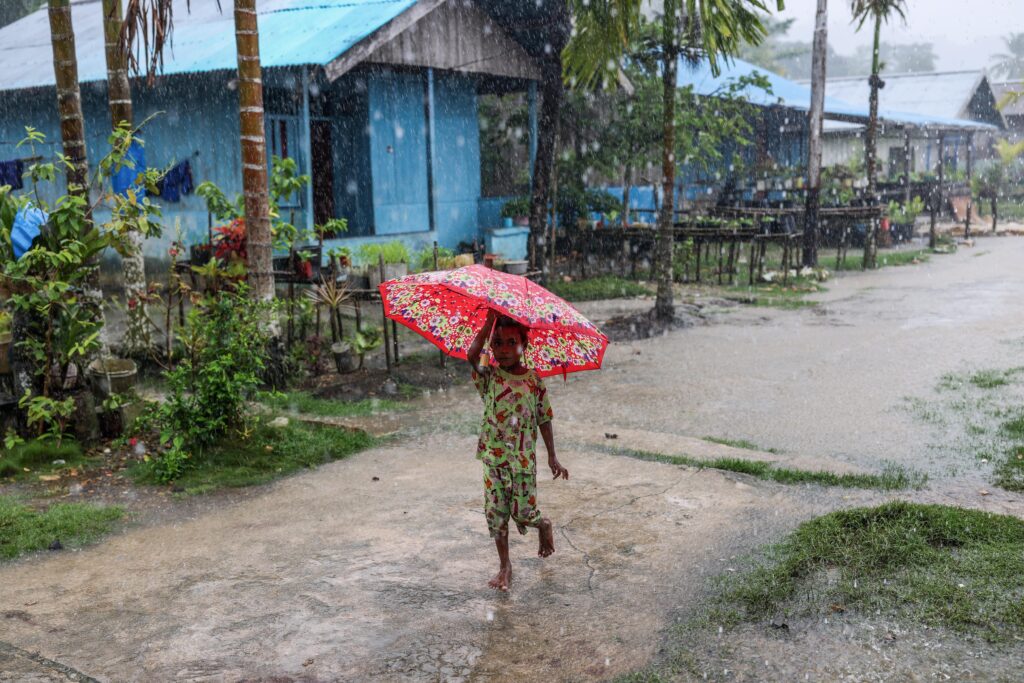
12,205 -> 47,259
0,159 -> 24,190
157,159 -> 194,202
111,141 -> 146,198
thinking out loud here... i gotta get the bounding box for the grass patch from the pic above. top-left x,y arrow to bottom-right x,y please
703,436 -> 781,454
0,496 -> 123,560
546,276 -> 652,302
130,421 -> 376,494
721,280 -> 822,310
258,391 -> 406,418
0,441 -> 90,480
712,501 -> 1024,641
600,445 -> 925,490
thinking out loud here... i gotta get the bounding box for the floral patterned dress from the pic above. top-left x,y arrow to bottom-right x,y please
473,365 -> 553,536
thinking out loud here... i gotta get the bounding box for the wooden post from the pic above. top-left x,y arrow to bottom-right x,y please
802,0 -> 828,268
748,239 -> 756,285
434,241 -> 446,368
930,132 -> 944,250
965,132 -> 974,240
903,127 -> 912,208
379,254 -> 392,374
717,238 -> 724,285
694,238 -> 702,282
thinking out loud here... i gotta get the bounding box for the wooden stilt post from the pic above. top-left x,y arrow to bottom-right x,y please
379,254 -> 392,374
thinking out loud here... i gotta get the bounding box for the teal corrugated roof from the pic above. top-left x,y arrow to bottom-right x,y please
0,0 -> 418,92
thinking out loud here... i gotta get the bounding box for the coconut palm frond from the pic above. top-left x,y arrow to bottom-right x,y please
849,0 -> 907,30
119,0 -> 222,85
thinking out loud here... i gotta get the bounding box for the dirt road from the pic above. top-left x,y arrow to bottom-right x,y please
4,239 -> 1024,682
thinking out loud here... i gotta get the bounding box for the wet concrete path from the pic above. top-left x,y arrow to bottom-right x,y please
4,238 -> 1024,681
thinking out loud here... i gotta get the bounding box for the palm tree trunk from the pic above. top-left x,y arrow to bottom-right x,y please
528,1 -> 570,281
103,0 -> 150,357
48,0 -> 89,195
233,0 -> 274,304
992,196 -> 998,232
862,13 -> 882,270
803,0 -> 828,268
654,0 -> 678,322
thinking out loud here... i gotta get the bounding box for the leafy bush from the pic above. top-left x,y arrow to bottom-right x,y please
413,245 -> 456,272
500,196 -> 532,218
358,241 -> 409,265
887,196 -> 925,224
136,288 -> 272,482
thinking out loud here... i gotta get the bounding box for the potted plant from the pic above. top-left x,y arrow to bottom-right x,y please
501,197 -> 532,227
361,241 -> 410,289
887,196 -> 924,243
328,245 -> 352,269
330,340 -> 357,373
87,357 -> 138,400
351,326 -> 383,370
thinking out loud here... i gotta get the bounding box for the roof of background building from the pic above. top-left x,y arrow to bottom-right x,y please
992,81 -> 1024,117
818,71 -> 1004,128
680,58 -> 997,132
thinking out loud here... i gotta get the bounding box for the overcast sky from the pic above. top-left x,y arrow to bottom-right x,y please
774,0 -> 1022,75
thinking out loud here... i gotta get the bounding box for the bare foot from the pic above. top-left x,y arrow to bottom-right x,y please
488,565 -> 512,591
538,518 -> 555,558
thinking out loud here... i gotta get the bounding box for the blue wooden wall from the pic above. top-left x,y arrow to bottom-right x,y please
432,71 -> 481,249
368,71 -> 430,235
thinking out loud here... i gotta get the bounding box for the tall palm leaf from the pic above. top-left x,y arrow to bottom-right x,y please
991,33 -> 1024,80
566,0 -> 781,321
849,0 -> 907,270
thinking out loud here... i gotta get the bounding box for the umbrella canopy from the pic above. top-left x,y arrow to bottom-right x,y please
380,265 -> 608,377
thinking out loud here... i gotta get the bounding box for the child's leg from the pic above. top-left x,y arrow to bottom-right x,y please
484,467 -> 514,591
510,472 -> 555,558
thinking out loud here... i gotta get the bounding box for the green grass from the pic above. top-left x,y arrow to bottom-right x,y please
130,421 -> 377,495
0,441 -> 90,480
258,391 -> 407,418
711,502 -> 1024,641
703,436 -> 781,454
600,444 -> 925,490
721,280 -> 822,310
546,276 -> 652,302
0,496 -> 123,561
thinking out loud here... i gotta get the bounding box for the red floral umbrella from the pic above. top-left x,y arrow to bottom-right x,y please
380,264 -> 608,377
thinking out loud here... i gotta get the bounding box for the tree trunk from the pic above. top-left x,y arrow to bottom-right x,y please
102,0 -> 150,357
529,8 -> 569,281
48,0 -> 89,196
654,0 -> 678,322
862,14 -> 882,270
234,0 -> 274,304
623,165 -> 632,227
992,196 -> 998,233
803,0 -> 828,268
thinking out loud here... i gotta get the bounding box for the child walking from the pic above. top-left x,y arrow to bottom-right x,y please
467,310 -> 569,592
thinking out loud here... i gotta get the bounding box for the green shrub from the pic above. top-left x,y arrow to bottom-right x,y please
358,241 -> 410,265
500,196 -> 531,218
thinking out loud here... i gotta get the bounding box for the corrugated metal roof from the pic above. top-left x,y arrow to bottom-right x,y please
0,0 -> 418,92
679,56 -> 868,120
821,71 -> 986,122
681,58 -> 996,131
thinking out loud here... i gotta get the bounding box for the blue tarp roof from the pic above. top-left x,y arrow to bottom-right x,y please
0,0 -> 419,92
678,56 -> 996,131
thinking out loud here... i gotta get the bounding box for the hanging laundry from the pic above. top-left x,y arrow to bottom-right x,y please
157,159 -> 194,202
0,159 -> 24,190
12,205 -> 47,259
111,141 -> 146,198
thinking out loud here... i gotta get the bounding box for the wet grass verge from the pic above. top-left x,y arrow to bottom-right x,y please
0,441 -> 91,481
257,391 -> 407,418
0,496 -> 123,561
546,275 -> 652,302
703,435 -> 781,454
130,421 -> 376,495
711,502 -> 1024,641
598,444 -> 925,490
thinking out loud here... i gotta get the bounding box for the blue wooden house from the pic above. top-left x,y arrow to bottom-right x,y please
0,0 -> 551,263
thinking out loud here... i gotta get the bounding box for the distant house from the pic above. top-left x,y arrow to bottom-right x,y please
815,71 -> 1005,176
0,0 -> 551,262
992,81 -> 1024,142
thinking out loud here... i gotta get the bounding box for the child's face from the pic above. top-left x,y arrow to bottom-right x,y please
491,326 -> 526,369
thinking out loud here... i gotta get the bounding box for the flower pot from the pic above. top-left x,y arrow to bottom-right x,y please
503,260 -> 529,275
331,341 -> 357,374
503,217 -> 514,228
87,358 -> 137,399
513,215 -> 529,227
0,331 -> 11,375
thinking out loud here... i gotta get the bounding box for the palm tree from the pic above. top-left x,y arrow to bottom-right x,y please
991,33 -> 1024,80
849,0 -> 906,270
47,0 -> 89,195
802,0 -> 828,268
102,0 -> 150,356
122,0 -> 274,306
566,0 -> 780,321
